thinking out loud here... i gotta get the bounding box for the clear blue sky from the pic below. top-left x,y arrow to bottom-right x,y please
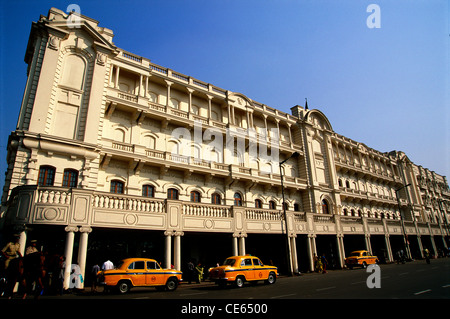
0,0 -> 449,192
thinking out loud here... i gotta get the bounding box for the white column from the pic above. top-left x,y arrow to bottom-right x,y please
174,232 -> 183,271
239,236 -> 246,256
18,230 -> 27,257
365,234 -> 373,255
385,234 -> 394,262
77,227 -> 92,289
114,66 -> 120,88
232,235 -> 239,256
63,226 -> 78,290
290,236 -> 299,274
336,234 -> 345,268
164,231 -> 172,269
307,234 -> 317,272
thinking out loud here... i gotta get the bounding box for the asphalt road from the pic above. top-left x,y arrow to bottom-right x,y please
44,257 -> 449,300
6,258 -> 449,317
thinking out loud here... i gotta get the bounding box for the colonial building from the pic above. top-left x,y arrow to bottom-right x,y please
1,8 -> 449,289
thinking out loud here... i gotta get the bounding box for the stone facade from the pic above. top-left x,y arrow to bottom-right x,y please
1,8 -> 449,289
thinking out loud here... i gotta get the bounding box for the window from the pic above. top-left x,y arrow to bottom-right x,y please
322,199 -> 329,214
190,191 -> 201,202
283,202 -> 289,211
110,180 -> 124,194
147,261 -> 160,270
255,199 -> 262,208
128,261 -> 145,270
211,193 -> 221,205
142,185 -> 155,197
294,203 -> 300,212
62,169 -> 78,188
269,201 -> 276,210
234,192 -> 242,206
167,188 -> 179,200
38,166 -> 55,186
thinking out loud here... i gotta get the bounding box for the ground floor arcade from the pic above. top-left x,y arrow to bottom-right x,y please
5,224 -> 448,290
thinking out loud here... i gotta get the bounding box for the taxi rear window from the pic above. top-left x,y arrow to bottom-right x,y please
223,258 -> 237,266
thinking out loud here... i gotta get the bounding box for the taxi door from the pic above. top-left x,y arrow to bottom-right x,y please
252,258 -> 267,280
146,261 -> 164,286
240,258 -> 254,280
127,261 -> 146,286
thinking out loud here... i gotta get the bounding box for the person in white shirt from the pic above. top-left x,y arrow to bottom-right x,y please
102,260 -> 114,270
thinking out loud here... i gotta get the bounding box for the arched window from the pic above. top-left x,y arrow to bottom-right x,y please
167,188 -> 179,200
322,199 -> 329,214
38,166 -> 56,186
142,185 -> 155,197
269,201 -> 276,210
110,180 -> 124,194
294,203 -> 300,212
345,180 -> 350,188
211,193 -> 221,205
62,169 -> 78,188
255,199 -> 262,209
190,191 -> 201,202
234,192 -> 242,206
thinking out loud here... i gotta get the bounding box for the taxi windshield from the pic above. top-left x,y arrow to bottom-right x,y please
350,252 -> 361,257
223,258 -> 237,266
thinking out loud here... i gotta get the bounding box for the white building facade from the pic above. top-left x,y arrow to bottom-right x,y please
1,8 -> 449,289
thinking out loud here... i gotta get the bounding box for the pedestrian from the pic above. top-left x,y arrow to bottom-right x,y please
424,248 -> 431,264
91,263 -> 100,292
321,254 -> 328,274
25,240 -> 39,255
195,263 -> 204,283
1,234 -> 22,270
187,260 -> 195,284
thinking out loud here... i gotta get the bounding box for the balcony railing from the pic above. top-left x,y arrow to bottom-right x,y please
5,186 -> 447,237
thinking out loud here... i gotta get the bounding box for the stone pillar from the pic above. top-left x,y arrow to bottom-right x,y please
232,235 -> 239,256
290,236 -> 299,274
365,234 -> 373,255
384,234 -> 394,262
77,227 -> 92,289
17,228 -> 27,257
239,236 -> 246,256
307,234 -> 317,272
63,226 -> 78,290
164,231 -> 172,269
336,234 -> 345,268
173,232 -> 183,271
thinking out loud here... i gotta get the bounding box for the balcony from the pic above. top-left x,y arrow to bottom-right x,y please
4,186 -> 446,238
100,138 -> 308,190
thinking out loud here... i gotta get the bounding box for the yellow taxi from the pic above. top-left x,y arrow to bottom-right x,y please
345,250 -> 379,269
209,255 -> 278,288
98,258 -> 182,294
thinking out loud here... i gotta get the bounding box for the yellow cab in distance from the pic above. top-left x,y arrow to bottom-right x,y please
345,250 -> 379,269
209,255 -> 278,288
98,258 -> 182,294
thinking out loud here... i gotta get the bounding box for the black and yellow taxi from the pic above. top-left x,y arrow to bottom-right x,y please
345,250 -> 379,269
209,255 -> 278,288
98,258 -> 182,293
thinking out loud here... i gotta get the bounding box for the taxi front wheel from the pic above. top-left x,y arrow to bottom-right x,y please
265,272 -> 276,285
165,278 -> 178,291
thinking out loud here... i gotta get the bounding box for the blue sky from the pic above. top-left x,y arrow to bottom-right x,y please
0,0 -> 449,192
